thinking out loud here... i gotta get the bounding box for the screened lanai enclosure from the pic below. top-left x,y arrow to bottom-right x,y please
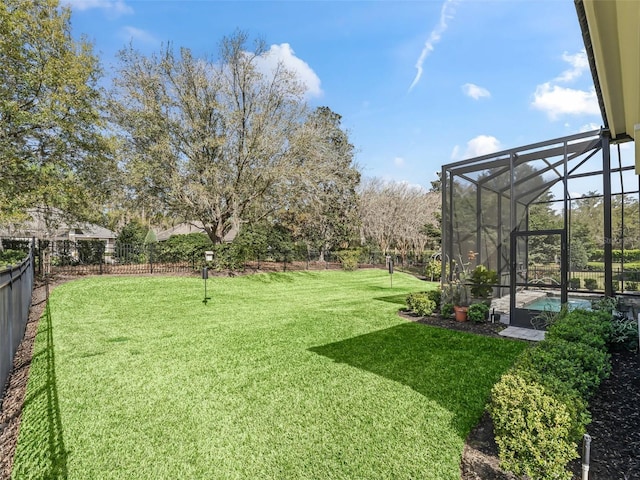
441,129 -> 640,327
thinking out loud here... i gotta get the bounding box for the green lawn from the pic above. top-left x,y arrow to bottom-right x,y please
13,270 -> 527,479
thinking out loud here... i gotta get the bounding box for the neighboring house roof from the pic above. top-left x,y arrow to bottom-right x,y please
156,222 -> 238,243
576,0 -> 639,173
0,208 -> 116,241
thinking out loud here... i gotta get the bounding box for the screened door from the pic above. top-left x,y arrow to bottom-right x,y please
510,230 -> 567,328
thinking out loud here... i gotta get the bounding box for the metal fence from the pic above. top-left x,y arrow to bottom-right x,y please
31,240 -> 424,276
0,245 -> 34,400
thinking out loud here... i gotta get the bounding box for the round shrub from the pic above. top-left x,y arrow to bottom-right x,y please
517,338 -> 610,399
440,302 -> 454,318
336,249 -> 360,271
546,309 -> 612,351
405,292 -> 436,316
489,373 -> 578,480
426,289 -> 441,309
467,302 -> 489,323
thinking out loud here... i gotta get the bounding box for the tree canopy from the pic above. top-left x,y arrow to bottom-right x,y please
0,0 -> 114,227
109,32 -> 359,245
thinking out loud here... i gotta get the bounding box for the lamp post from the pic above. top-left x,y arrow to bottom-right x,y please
203,251 -> 213,304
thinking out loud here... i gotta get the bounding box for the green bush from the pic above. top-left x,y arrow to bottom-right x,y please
489,308 -> 615,478
0,249 -> 28,268
490,373 -> 578,480
405,292 -> 436,317
517,338 -> 610,398
546,309 -> 612,351
584,278 -> 598,290
590,248 -> 640,263
336,249 -> 360,271
469,265 -> 498,298
77,240 -> 105,265
208,243 -> 246,271
467,302 -> 489,323
569,277 -> 581,289
424,259 -> 440,280
627,281 -> 639,291
156,233 -> 213,263
609,319 -> 639,352
440,302 -> 454,318
426,289 -> 441,308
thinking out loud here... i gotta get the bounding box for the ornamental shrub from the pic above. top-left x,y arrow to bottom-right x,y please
440,302 -> 454,318
584,278 -> 598,290
467,302 -> 489,323
489,373 -> 578,480
405,292 -> 436,316
546,309 -> 612,351
336,249 -> 360,271
517,337 -> 610,398
155,233 -> 212,263
569,277 -> 581,289
0,249 -> 28,268
490,307 -> 615,479
426,289 -> 441,308
609,319 -> 639,352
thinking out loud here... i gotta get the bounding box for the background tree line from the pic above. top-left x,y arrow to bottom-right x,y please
1,0 -> 441,261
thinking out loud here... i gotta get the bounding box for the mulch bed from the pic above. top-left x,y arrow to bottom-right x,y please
1,284 -> 639,479
402,310 -> 640,480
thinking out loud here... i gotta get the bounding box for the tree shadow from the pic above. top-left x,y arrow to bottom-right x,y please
372,294 -> 410,305
309,322 -> 524,438
13,300 -> 68,479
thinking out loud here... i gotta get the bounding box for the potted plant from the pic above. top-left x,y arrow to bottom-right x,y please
442,281 -> 471,321
469,265 -> 498,304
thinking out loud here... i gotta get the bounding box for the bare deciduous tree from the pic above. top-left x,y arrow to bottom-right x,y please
359,178 -> 440,259
110,32 -> 322,244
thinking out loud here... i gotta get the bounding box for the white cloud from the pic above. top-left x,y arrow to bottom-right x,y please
452,135 -> 502,160
531,48 -> 599,120
554,50 -> 589,83
257,43 -> 322,99
409,0 -> 459,92
462,83 -> 491,100
393,157 -> 405,167
532,83 -> 599,119
64,0 -> 133,16
579,122 -> 601,133
118,26 -> 158,45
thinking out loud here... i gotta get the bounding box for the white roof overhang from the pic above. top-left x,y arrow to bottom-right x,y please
576,0 -> 640,173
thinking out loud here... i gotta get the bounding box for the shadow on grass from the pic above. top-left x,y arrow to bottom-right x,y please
373,294 -> 410,305
309,322 -> 525,438
13,300 -> 68,479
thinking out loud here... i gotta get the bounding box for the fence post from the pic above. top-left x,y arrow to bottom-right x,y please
149,244 -> 154,274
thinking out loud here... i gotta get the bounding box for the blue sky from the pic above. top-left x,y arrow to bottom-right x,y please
65,0 -> 604,190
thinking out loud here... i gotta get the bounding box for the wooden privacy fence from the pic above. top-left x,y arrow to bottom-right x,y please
0,247 -> 34,400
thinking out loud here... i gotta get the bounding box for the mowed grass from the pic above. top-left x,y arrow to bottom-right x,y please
13,270 -> 527,480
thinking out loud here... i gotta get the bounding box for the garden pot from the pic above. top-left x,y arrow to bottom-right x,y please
453,305 -> 468,322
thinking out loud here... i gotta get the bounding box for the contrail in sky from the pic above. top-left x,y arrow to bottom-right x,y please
409,0 -> 459,92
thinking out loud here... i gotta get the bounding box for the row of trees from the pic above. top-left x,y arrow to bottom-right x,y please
1,1 -> 440,258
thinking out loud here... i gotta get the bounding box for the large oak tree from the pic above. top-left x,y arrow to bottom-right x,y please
110,32 -> 359,245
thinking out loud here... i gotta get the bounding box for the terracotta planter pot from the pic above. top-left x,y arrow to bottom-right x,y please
454,305 -> 468,322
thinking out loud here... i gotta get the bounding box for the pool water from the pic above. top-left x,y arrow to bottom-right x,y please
525,296 -> 592,312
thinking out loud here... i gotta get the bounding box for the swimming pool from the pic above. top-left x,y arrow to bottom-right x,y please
524,296 -> 593,312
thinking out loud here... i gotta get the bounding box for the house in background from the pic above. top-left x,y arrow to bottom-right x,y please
156,221 -> 238,243
0,208 -> 117,261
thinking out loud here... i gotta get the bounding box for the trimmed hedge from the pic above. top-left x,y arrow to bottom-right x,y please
405,292 -> 436,317
590,249 -> 640,262
489,307 -> 613,479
